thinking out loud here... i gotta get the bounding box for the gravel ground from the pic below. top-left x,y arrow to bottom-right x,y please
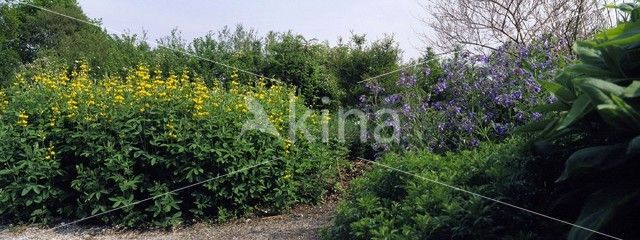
0,201 -> 336,240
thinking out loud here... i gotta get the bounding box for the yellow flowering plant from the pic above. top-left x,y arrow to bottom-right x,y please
0,62 -> 346,227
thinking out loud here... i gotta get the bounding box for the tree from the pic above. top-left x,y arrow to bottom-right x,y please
423,0 -> 608,52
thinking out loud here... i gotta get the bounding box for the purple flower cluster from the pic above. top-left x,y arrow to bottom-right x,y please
365,81 -> 384,95
360,36 -> 565,153
358,95 -> 368,103
397,73 -> 417,87
434,81 -> 447,94
383,94 -> 402,104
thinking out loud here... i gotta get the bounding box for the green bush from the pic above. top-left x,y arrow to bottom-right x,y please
522,2 -> 640,239
0,63 -> 346,228
263,32 -> 345,108
324,138 -> 564,239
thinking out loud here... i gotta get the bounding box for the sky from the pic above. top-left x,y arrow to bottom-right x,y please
76,0 -> 432,61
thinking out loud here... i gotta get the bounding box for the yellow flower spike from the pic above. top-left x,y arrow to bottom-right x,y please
79,61 -> 90,76
67,99 -> 78,110
283,138 -> 293,153
17,111 -> 28,127
113,95 -> 125,104
14,73 -> 26,86
283,172 -> 292,180
180,70 -> 190,84
0,91 -> 8,112
166,74 -> 178,90
230,70 -> 239,82
136,64 -> 151,81
212,80 -> 222,90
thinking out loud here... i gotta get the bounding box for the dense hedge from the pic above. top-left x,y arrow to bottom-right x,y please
324,138 -> 565,239
0,63 -> 346,227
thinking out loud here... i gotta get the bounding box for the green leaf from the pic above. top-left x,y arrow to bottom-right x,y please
627,136 -> 640,155
514,119 -> 554,133
573,41 -> 605,68
577,77 -> 625,96
532,102 -> 570,112
21,187 -> 30,196
565,64 -> 613,78
541,81 -> 576,103
597,22 -> 640,47
568,189 -> 637,240
557,95 -> 592,130
623,81 -> 640,97
580,83 -> 614,105
616,3 -> 638,13
600,47 -> 626,77
557,144 -> 627,182
610,94 -> 640,124
596,96 -> 640,130
596,104 -> 631,129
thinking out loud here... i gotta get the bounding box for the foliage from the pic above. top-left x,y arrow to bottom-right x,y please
0,0 -> 154,83
169,30 -> 398,108
0,63 -> 346,227
324,138 -> 564,239
523,2 -> 640,239
0,0 -> 401,106
263,32 -> 344,107
330,34 -> 401,106
359,38 -> 567,154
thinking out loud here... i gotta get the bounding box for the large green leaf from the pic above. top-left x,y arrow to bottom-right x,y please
600,47 -> 626,78
531,102 -> 570,113
627,135 -> 640,155
565,64 -> 613,78
595,95 -> 640,131
568,189 -> 638,240
596,104 -> 634,130
514,119 -> 555,133
556,94 -> 592,130
616,3 -> 639,14
573,41 -> 605,68
554,71 -> 577,92
556,144 -> 628,182
541,81 -> 576,103
610,95 -> 640,126
623,81 -> 640,97
598,21 -> 640,47
579,83 -> 614,105
577,77 -> 625,96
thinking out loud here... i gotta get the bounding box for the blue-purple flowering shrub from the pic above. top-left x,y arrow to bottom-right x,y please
359,38 -> 568,153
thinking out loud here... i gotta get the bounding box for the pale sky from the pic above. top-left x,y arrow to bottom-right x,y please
77,0 -> 432,61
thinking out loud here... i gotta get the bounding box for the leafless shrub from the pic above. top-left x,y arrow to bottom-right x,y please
422,0 -> 614,52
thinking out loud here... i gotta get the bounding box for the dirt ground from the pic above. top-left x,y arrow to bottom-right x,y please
0,200 -> 336,240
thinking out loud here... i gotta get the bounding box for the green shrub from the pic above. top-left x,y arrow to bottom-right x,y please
0,63 -> 346,228
324,138 -> 564,239
522,3 -> 640,239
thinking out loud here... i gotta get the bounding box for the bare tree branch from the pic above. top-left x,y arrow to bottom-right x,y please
422,0 -> 607,53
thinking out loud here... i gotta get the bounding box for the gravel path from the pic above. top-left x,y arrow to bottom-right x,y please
0,201 -> 336,240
